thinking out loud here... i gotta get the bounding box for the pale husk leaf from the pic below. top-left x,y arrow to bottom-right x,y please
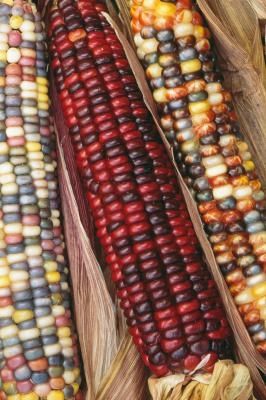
247,0 -> 266,19
148,361 -> 255,400
96,333 -> 149,400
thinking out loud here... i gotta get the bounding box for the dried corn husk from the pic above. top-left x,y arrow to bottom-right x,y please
247,0 -> 266,20
148,360 -> 255,400
248,0 -> 266,60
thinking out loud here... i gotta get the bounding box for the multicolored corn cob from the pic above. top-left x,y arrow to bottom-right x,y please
130,0 -> 266,355
48,0 -> 232,377
0,0 -> 81,398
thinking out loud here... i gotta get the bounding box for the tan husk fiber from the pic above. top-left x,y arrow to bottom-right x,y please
148,360 -> 255,400
247,0 -> 266,19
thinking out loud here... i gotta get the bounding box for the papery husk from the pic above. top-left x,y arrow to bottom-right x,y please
247,0 -> 266,20
247,0 -> 266,61
96,333 -> 149,400
148,361 -> 255,400
105,6 -> 266,399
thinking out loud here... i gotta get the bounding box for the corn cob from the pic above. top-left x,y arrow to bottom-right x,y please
0,0 -> 81,398
48,0 -> 232,377
130,0 -> 266,355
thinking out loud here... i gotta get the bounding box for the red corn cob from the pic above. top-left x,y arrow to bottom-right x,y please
47,0 -> 231,377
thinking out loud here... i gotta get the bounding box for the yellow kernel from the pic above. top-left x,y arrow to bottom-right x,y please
252,282 -> 266,299
38,84 -> 48,94
46,271 -> 60,283
180,59 -> 201,74
38,93 -> 49,103
38,102 -> 49,111
153,87 -> 167,103
237,141 -> 248,153
36,77 -> 48,85
72,383 -> 80,395
57,327 -> 71,338
189,100 -> 211,115
26,142 -> 41,152
10,15 -> 23,29
21,393 -> 39,400
7,396 -> 21,400
194,25 -> 205,40
146,63 -> 162,79
0,77 -> 5,87
243,160 -> 255,172
156,2 -> 176,17
47,391 -> 64,400
0,276 -> 10,288
13,310 -> 34,324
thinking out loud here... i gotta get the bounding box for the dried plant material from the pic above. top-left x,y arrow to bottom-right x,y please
197,0 -> 266,185
106,7 -> 266,399
96,333 -> 149,400
247,0 -> 266,19
149,361 -> 255,400
113,0 -> 134,45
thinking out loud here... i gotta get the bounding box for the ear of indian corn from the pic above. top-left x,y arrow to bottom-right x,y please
48,0 -> 232,377
130,0 -> 266,356
0,0 -> 81,398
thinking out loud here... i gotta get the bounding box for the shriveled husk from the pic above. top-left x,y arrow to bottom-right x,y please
148,360 -> 255,400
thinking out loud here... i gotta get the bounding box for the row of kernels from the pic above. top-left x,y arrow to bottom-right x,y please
49,0 -> 232,376
0,0 -> 81,398
130,0 -> 266,354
